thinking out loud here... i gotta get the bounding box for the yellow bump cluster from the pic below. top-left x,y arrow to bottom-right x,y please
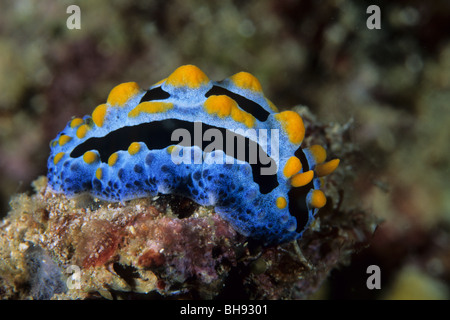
95,168 -> 103,180
310,190 -> 327,208
128,142 -> 141,155
276,196 -> 287,209
128,101 -> 174,118
76,124 -> 89,139
204,95 -> 255,128
308,145 -> 327,164
107,82 -> 141,107
108,153 -> 119,166
229,72 -> 263,92
53,152 -> 65,165
58,135 -> 72,146
70,118 -> 84,128
165,65 -> 209,88
283,156 -> 302,178
274,111 -> 305,144
92,104 -> 107,127
83,151 -> 97,164
291,170 -> 314,187
315,159 -> 340,177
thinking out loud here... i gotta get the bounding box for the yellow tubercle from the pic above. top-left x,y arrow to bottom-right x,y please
58,135 -> 72,146
76,124 -> 89,139
108,153 -> 119,166
107,82 -> 141,107
291,170 -> 314,187
308,145 -> 327,164
92,104 -> 108,127
70,118 -> 84,128
274,111 -> 305,145
53,152 -> 65,165
276,197 -> 287,209
165,65 -> 209,88
231,106 -> 255,128
204,95 -> 233,118
204,95 -> 255,128
128,101 -> 174,118
315,159 -> 340,177
309,190 -> 327,209
128,142 -> 141,155
229,71 -> 263,92
95,168 -> 103,180
83,151 -> 97,164
283,156 -> 302,178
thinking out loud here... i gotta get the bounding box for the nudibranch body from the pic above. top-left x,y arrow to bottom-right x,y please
47,65 -> 339,245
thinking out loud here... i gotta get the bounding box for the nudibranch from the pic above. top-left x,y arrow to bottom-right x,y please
47,65 -> 339,245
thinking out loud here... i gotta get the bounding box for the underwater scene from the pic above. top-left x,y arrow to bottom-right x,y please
0,0 -> 449,302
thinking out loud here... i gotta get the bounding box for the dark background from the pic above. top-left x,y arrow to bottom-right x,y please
0,0 -> 449,299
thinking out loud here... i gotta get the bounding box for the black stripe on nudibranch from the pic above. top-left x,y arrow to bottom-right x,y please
139,86 -> 171,103
286,147 -> 314,233
205,85 -> 270,122
70,119 -> 279,194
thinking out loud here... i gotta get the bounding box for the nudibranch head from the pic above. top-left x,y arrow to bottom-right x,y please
47,64 -> 339,245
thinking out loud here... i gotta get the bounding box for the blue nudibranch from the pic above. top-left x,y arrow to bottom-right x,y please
47,65 -> 339,245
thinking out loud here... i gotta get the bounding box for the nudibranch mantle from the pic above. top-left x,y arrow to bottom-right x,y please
47,65 -> 339,245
